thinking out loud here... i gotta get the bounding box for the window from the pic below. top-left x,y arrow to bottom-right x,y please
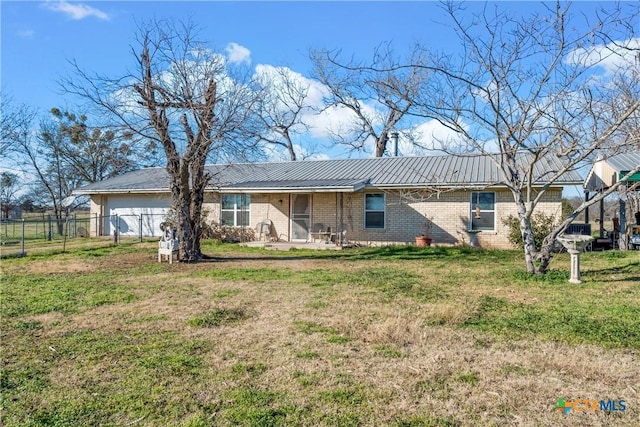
470,192 -> 495,231
221,194 -> 250,227
365,193 -> 385,229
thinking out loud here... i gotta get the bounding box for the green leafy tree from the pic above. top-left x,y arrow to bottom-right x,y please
48,108 -> 144,182
16,109 -> 150,234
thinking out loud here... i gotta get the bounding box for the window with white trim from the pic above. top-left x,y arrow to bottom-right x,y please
221,194 -> 250,227
470,192 -> 495,231
365,193 -> 385,229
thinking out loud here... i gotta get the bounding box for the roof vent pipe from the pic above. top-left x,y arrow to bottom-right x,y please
391,131 -> 399,157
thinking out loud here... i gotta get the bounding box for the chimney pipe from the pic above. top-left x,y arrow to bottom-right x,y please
391,131 -> 399,157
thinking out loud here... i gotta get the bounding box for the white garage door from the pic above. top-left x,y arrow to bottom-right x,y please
106,195 -> 171,237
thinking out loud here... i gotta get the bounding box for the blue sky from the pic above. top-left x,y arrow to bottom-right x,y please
3,1 -> 625,116
2,1 -> 455,112
2,1 -> 637,187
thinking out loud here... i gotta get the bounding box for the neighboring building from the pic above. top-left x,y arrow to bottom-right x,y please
583,152 -> 640,249
73,153 -> 582,249
584,152 -> 640,193
0,205 -> 22,220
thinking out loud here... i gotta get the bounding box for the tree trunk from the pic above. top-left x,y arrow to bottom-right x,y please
515,197 -> 539,274
174,159 -> 202,262
535,239 -> 554,274
56,215 -> 64,236
186,155 -> 209,261
287,139 -> 297,161
375,134 -> 386,157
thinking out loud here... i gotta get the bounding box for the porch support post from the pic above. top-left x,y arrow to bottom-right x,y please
620,198 -> 627,250
599,196 -> 605,238
584,190 -> 589,224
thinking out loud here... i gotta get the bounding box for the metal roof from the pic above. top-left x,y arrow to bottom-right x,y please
76,167 -> 169,194
584,152 -> 640,191
221,179 -> 370,193
605,152 -> 640,175
75,153 -> 583,195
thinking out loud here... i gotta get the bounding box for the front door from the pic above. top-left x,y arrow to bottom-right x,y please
290,193 -> 311,241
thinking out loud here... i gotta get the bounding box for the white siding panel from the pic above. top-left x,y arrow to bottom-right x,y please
106,195 -> 171,237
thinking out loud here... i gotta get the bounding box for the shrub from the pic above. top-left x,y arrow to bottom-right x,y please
502,212 -> 557,249
202,222 -> 256,242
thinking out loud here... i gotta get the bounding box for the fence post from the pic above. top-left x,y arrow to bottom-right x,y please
139,214 -> 143,243
113,214 -> 119,245
73,214 -> 77,238
21,219 -> 26,257
48,215 -> 52,241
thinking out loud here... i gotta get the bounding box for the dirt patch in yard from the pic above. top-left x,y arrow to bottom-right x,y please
3,259 -> 99,275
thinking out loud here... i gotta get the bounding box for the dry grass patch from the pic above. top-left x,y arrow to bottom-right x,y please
2,243 -> 639,426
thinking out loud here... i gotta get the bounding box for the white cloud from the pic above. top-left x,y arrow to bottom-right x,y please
225,42 -> 251,65
43,1 -> 110,21
566,38 -> 640,77
253,64 -> 353,139
253,63 -> 397,155
405,119 -> 474,154
304,105 -> 352,138
261,140 -> 330,162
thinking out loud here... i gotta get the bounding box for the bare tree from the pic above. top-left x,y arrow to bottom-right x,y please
9,106 -> 153,234
407,2 -> 640,273
310,43 -> 427,157
252,65 -> 313,161
16,117 -> 84,234
61,20 -> 261,261
0,172 -> 21,219
0,94 -> 37,156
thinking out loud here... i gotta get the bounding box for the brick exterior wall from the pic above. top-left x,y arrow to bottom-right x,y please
245,193 -> 290,241
202,192 -> 220,224
90,187 -> 564,248
334,188 -> 563,249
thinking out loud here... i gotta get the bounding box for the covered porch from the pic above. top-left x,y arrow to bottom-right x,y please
582,152 -> 640,250
226,178 -> 368,245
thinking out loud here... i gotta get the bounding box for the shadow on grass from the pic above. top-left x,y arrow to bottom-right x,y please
582,261 -> 640,283
203,244 -> 519,264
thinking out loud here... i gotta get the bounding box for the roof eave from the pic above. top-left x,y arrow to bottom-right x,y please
219,184 -> 364,193
73,188 -> 170,196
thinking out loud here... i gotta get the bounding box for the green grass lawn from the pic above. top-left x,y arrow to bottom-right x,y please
1,241 -> 639,426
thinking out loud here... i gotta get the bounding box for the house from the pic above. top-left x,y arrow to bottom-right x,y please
583,152 -> 640,249
1,205 -> 22,220
73,153 -> 582,249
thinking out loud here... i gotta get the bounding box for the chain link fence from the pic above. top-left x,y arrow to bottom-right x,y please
0,213 -> 168,257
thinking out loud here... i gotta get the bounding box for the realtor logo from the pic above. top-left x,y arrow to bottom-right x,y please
554,398 -> 627,415
554,398 -> 572,415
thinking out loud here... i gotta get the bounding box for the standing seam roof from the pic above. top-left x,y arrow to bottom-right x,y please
74,153 -> 583,194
